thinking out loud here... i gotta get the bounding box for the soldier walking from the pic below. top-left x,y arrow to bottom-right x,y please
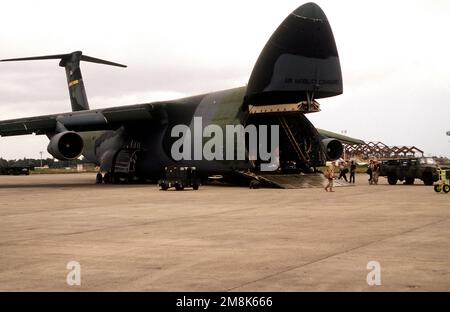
367,159 -> 374,184
324,161 -> 336,192
338,161 -> 349,182
372,160 -> 380,185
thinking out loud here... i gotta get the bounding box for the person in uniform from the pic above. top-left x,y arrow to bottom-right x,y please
324,161 -> 336,192
349,160 -> 357,184
372,160 -> 380,185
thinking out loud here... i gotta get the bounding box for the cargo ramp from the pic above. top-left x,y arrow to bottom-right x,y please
234,171 -> 351,189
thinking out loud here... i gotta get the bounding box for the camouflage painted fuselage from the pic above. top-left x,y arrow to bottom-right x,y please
81,86 -> 324,180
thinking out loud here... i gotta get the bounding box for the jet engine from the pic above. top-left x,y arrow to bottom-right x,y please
47,131 -> 84,160
322,138 -> 343,161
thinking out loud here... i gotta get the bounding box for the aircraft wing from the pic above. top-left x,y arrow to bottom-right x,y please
1,102 -> 366,147
317,128 -> 365,145
0,103 -> 162,137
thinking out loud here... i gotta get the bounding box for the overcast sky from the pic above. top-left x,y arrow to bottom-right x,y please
0,0 -> 449,159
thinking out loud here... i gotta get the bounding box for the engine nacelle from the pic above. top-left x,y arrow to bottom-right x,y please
47,131 -> 84,160
322,138 -> 343,161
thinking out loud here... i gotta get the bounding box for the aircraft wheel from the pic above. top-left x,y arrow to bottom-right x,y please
113,173 -> 128,184
111,173 -> 119,184
160,183 -> 169,191
95,173 -> 103,184
443,185 -> 450,193
175,183 -> 184,191
422,173 -> 434,186
103,172 -> 111,184
249,180 -> 261,189
434,185 -> 442,193
387,175 -> 398,185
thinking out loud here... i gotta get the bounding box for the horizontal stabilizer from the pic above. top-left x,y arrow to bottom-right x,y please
0,54 -> 67,62
0,51 -> 127,68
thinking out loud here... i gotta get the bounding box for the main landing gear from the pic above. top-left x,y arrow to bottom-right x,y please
95,148 -> 142,184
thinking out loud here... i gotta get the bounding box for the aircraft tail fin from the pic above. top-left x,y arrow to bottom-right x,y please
0,51 -> 126,112
245,2 -> 342,106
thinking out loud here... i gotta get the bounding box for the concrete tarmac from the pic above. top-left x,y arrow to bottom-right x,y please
0,173 -> 449,291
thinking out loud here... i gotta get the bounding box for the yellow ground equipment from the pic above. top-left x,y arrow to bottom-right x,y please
433,169 -> 450,193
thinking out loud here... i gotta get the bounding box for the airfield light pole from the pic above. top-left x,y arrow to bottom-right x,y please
39,151 -> 43,168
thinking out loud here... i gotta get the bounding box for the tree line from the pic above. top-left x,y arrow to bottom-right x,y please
0,158 -> 92,169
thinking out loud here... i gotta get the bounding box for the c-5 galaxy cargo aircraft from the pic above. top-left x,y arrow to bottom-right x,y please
0,3 -> 363,186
